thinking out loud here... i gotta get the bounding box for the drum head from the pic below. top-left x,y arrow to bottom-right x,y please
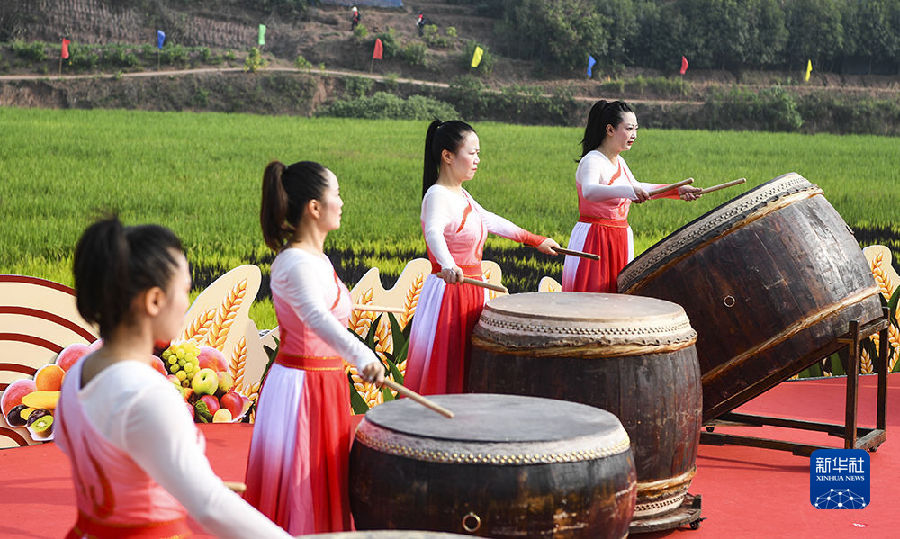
473,292 -> 695,350
356,394 -> 631,464
618,172 -> 819,292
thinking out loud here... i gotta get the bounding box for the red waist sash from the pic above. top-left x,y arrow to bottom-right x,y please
578,216 -> 629,228
275,353 -> 344,372
430,262 -> 483,278
69,511 -> 191,538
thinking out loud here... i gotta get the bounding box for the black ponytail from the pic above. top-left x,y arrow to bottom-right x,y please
580,100 -> 634,158
260,160 -> 331,252
74,216 -> 183,339
422,119 -> 475,199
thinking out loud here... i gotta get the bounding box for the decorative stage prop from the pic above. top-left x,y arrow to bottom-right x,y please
350,393 -> 636,538
617,173 -> 885,424
0,266 -> 268,447
0,275 -> 98,448
345,259 -> 504,411
468,293 -> 703,532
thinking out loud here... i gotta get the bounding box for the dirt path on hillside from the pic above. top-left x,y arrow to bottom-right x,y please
0,65 -> 702,106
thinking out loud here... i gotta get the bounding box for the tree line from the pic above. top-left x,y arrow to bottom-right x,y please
461,0 -> 900,74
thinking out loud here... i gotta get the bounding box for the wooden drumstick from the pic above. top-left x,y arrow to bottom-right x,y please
551,246 -> 600,260
461,276 -> 508,294
699,177 -> 746,194
224,481 -> 247,493
353,303 -> 406,314
648,178 -> 694,197
381,379 -> 455,418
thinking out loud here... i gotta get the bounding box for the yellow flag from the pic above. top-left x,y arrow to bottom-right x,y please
471,46 -> 483,68
804,59 -> 812,82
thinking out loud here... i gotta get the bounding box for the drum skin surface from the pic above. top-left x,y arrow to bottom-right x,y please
350,394 -> 636,538
617,173 -> 882,422
469,293 -> 702,520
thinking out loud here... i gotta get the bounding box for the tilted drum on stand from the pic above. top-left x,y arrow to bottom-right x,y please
350,394 -> 636,538
617,173 -> 884,424
468,293 -> 703,533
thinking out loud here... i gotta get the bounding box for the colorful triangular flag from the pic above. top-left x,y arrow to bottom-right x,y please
61,39 -> 70,60
804,59 -> 812,82
587,55 -> 597,78
156,30 -> 166,50
373,38 -> 383,60
679,56 -> 689,75
471,46 -> 483,68
258,24 -> 266,46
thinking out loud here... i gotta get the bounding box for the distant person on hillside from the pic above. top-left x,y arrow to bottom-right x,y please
561,100 -> 702,293
244,159 -> 384,534
56,217 -> 290,539
417,13 -> 426,36
404,120 -> 559,396
351,6 -> 360,32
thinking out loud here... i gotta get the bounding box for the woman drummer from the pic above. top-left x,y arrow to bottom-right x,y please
562,100 -> 702,293
244,160 -> 384,534
405,120 -> 559,396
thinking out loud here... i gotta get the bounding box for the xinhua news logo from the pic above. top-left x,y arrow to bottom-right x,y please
810,448 -> 870,509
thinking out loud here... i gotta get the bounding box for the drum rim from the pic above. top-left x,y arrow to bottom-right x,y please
618,172 -> 819,291
354,419 -> 631,465
475,292 -> 697,349
355,394 -> 632,463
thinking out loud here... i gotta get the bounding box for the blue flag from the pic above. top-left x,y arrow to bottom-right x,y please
157,30 -> 166,50
587,55 -> 597,78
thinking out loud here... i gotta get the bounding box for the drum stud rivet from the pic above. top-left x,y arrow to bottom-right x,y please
462,512 -> 482,533
723,295 -> 735,308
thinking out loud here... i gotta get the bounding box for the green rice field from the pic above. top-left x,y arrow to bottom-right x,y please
1,107 -> 898,329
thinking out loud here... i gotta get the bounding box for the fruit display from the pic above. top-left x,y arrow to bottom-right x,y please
0,341 -> 86,442
161,342 -> 250,424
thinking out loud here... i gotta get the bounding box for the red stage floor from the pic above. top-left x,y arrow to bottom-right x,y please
1,374 -> 898,538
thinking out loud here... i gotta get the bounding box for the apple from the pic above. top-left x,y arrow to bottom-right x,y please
219,391 -> 243,418
191,368 -> 219,396
151,355 -> 166,376
88,338 -> 104,352
200,394 -> 220,416
55,343 -> 90,372
217,371 -> 234,394
1,379 -> 37,416
197,346 -> 228,373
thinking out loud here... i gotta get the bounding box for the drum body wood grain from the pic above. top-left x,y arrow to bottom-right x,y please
350,394 -> 636,538
468,293 -> 702,521
617,173 -> 883,423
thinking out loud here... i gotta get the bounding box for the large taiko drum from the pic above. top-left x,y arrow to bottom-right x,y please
617,173 -> 883,423
468,293 -> 702,522
350,394 -> 636,538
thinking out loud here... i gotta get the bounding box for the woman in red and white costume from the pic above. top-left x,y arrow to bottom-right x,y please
562,100 -> 702,293
56,217 -> 290,539
244,160 -> 384,535
405,120 -> 559,396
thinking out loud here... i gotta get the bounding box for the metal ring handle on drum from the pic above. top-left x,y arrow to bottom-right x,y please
462,511 -> 482,533
723,295 -> 735,308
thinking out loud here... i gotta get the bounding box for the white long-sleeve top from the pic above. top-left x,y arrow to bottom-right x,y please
270,247 -> 379,370
59,360 -> 290,538
421,184 -> 543,270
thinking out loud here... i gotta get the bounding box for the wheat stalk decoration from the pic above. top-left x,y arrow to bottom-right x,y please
205,279 -> 248,350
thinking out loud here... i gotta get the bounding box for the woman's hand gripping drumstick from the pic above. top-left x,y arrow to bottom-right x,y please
699,177 -> 746,194
438,265 -> 509,293
381,379 -> 455,418
647,178 -> 694,197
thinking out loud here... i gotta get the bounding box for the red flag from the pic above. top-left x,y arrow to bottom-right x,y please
61,39 -> 70,59
373,38 -> 383,60
679,55 -> 688,75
